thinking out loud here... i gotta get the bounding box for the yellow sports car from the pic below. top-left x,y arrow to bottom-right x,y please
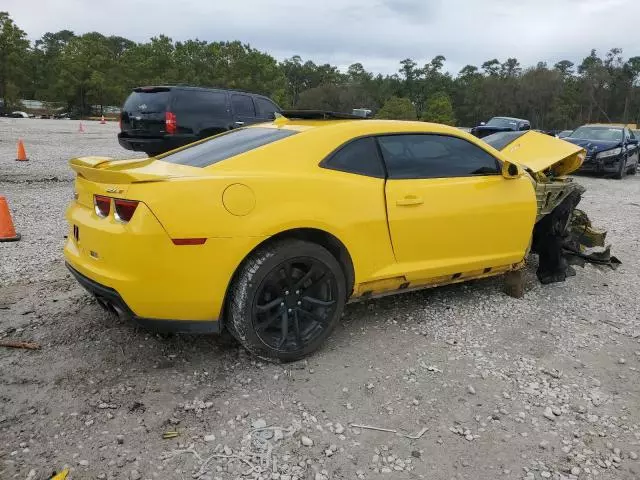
65,111 -> 589,361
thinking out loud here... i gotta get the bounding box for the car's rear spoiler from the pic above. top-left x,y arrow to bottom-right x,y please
69,156 -> 203,184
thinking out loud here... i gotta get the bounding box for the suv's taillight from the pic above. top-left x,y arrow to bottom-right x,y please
94,195 -> 111,218
165,111 -> 177,134
114,199 -> 139,223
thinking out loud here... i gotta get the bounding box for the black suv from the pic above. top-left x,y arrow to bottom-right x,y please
118,86 -> 282,156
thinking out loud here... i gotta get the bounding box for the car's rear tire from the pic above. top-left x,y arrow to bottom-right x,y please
226,239 -> 347,362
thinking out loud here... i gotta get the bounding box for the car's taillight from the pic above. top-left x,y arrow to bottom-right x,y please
114,199 -> 139,223
94,195 -> 111,218
165,111 -> 177,134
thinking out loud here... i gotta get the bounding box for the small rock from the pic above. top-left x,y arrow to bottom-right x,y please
606,442 -> 614,450
252,419 -> 267,429
204,434 -> 216,442
629,451 -> 638,460
539,440 -> 550,450
116,435 -> 124,445
571,467 -> 581,475
301,436 -> 313,447
612,455 -> 621,463
334,423 -> 345,435
465,434 -> 474,441
618,358 -> 626,365
223,445 -> 232,455
130,470 -> 141,480
411,450 -> 421,458
543,407 -> 556,421
79,460 -> 89,467
551,406 -> 562,416
541,472 -> 551,479
587,414 -> 599,423
467,385 -> 476,395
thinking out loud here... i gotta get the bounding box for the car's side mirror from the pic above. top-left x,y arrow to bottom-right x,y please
502,160 -> 523,179
479,121 -> 486,126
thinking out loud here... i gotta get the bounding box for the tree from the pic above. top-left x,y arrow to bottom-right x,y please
481,59 -> 500,76
554,60 -> 574,77
0,12 -> 29,109
421,92 -> 455,125
376,96 -> 416,120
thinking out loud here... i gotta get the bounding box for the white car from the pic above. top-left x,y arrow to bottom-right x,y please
10,111 -> 30,118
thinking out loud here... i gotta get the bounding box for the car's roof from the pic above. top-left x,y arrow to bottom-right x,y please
253,118 -> 485,140
492,116 -> 528,122
133,85 -> 271,97
582,124 -> 623,129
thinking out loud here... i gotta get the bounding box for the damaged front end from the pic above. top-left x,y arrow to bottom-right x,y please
485,130 -> 620,284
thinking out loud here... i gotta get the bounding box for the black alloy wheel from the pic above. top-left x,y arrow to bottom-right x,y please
227,239 -> 347,361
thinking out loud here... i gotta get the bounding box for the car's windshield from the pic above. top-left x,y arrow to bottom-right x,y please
485,117 -> 519,129
159,127 -> 298,167
569,126 -> 623,142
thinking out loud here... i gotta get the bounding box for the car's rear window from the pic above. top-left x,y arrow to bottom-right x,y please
159,127 -> 297,167
123,90 -> 170,113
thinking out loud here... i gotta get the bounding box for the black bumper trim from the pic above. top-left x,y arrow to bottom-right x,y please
66,263 -> 221,334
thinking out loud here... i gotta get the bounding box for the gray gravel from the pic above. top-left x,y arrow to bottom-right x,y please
1,119 -> 640,480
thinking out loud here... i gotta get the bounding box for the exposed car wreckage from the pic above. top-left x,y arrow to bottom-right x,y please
484,130 -> 620,284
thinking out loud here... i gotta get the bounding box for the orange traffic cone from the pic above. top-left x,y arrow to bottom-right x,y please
100,115 -> 106,124
78,122 -> 85,133
15,139 -> 28,161
0,196 -> 21,242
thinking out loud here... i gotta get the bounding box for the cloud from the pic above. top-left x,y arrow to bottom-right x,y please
4,0 -> 640,75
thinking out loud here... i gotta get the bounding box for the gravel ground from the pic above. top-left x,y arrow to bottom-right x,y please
1,119 -> 640,480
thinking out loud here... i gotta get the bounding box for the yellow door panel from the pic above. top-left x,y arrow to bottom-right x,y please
385,175 -> 536,281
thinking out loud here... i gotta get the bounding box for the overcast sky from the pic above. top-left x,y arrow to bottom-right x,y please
5,0 -> 640,75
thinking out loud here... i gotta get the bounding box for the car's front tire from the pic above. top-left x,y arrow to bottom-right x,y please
226,239 -> 347,362
614,157 -> 627,179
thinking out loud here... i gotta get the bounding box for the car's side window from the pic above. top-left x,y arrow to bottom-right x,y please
231,94 -> 256,117
175,90 -> 227,116
377,134 -> 500,179
255,97 -> 280,119
322,137 -> 385,178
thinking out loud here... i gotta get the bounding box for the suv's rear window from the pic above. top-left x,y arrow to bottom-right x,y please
159,127 -> 297,167
123,91 -> 170,113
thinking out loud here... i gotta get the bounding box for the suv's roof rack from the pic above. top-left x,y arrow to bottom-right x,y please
281,110 -> 367,120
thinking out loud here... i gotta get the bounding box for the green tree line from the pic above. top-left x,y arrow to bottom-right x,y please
2,11 -> 640,128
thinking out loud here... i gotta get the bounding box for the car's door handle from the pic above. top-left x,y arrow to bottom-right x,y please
234,121 -> 245,127
396,195 -> 424,206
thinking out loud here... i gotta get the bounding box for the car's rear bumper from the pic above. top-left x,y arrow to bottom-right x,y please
117,133 -> 198,154
66,263 -> 221,334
